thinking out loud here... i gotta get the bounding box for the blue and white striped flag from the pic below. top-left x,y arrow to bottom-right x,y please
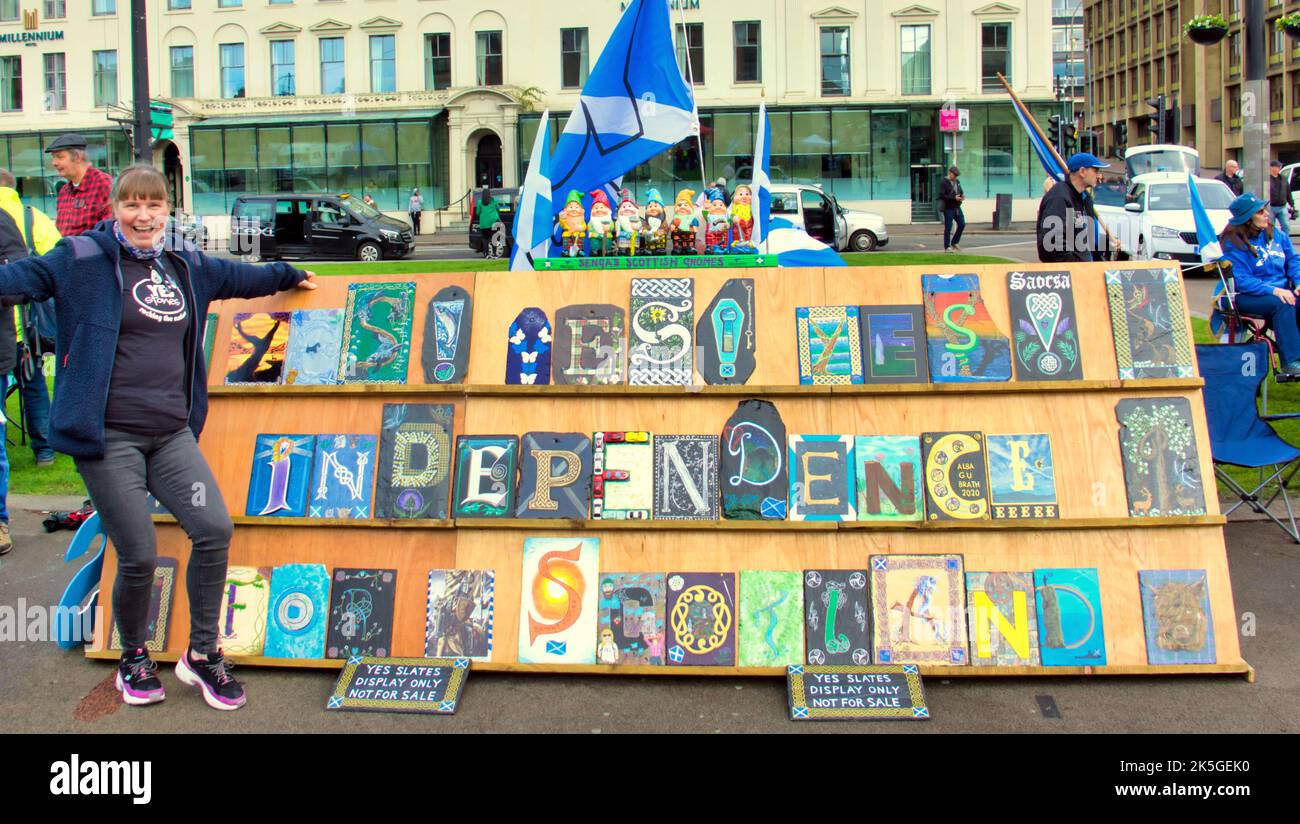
1188,173 -> 1223,263
753,102 -> 772,248
548,0 -> 697,219
510,110 -> 553,271
766,217 -> 847,267
1011,100 -> 1067,182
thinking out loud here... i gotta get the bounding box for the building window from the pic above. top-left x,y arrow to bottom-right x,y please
92,0 -> 114,14
92,50 -> 117,107
0,56 -> 20,112
476,30 -> 502,86
1228,32 -> 1241,74
217,0 -> 241,7
170,45 -> 193,98
1,0 -> 18,20
425,33 -> 451,91
819,26 -> 850,97
901,24 -> 931,95
220,43 -> 245,99
561,27 -> 589,89
370,34 -> 395,93
734,21 -> 761,83
320,37 -> 345,94
44,0 -> 66,17
675,23 -> 704,85
167,0 -> 190,8
981,23 -> 1011,91
43,53 -> 65,111
271,40 -> 295,97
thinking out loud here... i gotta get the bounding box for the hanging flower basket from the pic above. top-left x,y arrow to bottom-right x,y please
1185,15 -> 1229,46
1278,13 -> 1300,41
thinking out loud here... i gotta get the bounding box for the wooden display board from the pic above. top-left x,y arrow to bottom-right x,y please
84,264 -> 1251,679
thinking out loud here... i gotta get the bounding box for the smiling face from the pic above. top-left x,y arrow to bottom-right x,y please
618,200 -> 639,219
114,196 -> 170,249
732,186 -> 752,206
674,199 -> 694,216
590,201 -> 612,220
562,199 -> 584,220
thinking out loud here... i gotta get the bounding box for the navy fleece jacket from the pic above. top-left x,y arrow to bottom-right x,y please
0,226 -> 306,458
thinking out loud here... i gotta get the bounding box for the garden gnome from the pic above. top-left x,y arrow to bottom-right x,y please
703,186 -> 731,254
642,188 -> 669,255
729,183 -> 756,252
587,189 -> 615,257
555,189 -> 587,257
670,188 -> 700,255
615,189 -> 643,256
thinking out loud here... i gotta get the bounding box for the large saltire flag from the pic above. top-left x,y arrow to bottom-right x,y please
752,101 -> 772,248
548,0 -> 697,219
1188,172 -> 1223,263
1011,100 -> 1067,182
766,217 -> 847,267
510,110 -> 553,271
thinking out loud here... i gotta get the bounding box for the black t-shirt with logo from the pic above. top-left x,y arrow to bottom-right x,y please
103,253 -> 192,435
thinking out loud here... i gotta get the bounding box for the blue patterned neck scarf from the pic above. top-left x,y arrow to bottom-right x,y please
113,221 -> 166,260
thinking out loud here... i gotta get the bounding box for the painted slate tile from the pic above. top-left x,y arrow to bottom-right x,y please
518,537 -> 600,664
451,435 -> 519,518
1007,269 -> 1083,380
665,572 -> 737,666
110,557 -> 178,652
869,554 -> 969,666
505,306 -> 553,385
803,569 -> 872,666
308,434 -> 378,519
1034,568 -> 1107,666
425,569 -> 494,661
516,432 -> 593,519
597,573 -> 666,666
860,305 -> 929,384
218,565 -> 271,656
284,308 -> 343,385
966,571 -> 1040,666
325,568 -> 397,659
225,311 -> 291,385
1104,267 -> 1195,379
1139,569 -> 1215,665
552,303 -> 625,385
788,435 -> 857,521
1116,397 -> 1207,516
628,277 -> 693,385
339,281 -> 415,383
245,434 -> 315,518
264,563 -> 330,660
374,403 -> 454,520
796,305 -> 864,385
720,399 -> 788,520
422,285 -> 472,384
920,431 -> 990,521
592,431 -> 653,520
696,278 -> 756,385
921,274 -> 1012,382
987,433 -> 1059,519
653,434 -> 719,520
739,570 -> 805,667
854,435 -> 924,522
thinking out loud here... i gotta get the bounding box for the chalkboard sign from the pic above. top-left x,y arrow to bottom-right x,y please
786,664 -> 929,721
326,656 -> 470,715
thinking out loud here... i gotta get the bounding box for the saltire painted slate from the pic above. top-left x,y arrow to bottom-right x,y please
720,399 -> 788,520
518,537 -> 600,664
1034,568 -> 1107,666
965,571 -> 1040,666
553,304 -> 625,385
1007,270 -> 1083,380
1104,267 -> 1195,379
652,434 -> 719,520
665,572 -> 737,666
452,435 -> 519,518
283,308 -> 343,385
788,435 -> 856,521
738,570 -> 804,667
506,306 -> 553,385
802,569 -> 871,666
425,569 -> 494,661
339,281 -> 415,383
796,305 -> 864,385
1139,569 -> 1215,665
696,278 -> 756,385
374,403 -> 454,520
325,568 -> 397,659
308,434 -> 378,519
870,554 -> 969,666
920,431 -> 990,521
986,433 -> 1059,519
860,305 -> 929,384
921,274 -> 1012,382
1116,397 -> 1207,516
225,311 -> 291,385
217,565 -> 271,656
110,557 -> 178,652
516,432 -> 593,519
245,434 -> 315,517
854,435 -> 923,522
264,563 -> 330,659
628,277 -> 694,385
596,573 -> 666,665
423,285 -> 472,384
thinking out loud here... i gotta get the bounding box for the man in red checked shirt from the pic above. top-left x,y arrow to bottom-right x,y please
47,133 -> 113,237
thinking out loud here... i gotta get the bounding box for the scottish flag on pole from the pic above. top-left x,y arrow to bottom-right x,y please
1188,173 -> 1223,263
510,110 -> 553,271
766,217 -> 847,267
548,0 -> 697,218
1011,100 -> 1067,182
752,102 -> 772,248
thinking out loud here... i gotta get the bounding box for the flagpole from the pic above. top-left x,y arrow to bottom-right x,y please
998,71 -> 1122,255
677,0 -> 707,191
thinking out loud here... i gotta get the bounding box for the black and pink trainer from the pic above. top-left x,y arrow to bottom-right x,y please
116,648 -> 165,706
175,648 -> 246,711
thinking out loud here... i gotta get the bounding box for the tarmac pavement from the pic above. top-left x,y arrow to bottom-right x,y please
0,495 -> 1294,734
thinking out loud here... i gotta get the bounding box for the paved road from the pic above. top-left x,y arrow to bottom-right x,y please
0,496 -> 1293,734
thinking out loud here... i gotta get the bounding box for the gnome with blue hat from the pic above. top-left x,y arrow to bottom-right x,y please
554,190 -> 587,257
642,188 -> 669,255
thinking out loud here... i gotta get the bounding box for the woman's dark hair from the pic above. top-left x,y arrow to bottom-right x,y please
1220,218 -> 1273,252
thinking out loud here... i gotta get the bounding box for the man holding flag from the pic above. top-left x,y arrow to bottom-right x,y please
1036,152 -> 1109,263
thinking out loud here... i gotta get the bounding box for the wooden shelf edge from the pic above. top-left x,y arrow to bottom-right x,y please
151,515 -> 455,528
454,517 -> 836,531
80,649 -> 1253,679
209,383 -> 464,396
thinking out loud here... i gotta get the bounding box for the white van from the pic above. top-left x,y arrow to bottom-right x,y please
769,184 -> 890,252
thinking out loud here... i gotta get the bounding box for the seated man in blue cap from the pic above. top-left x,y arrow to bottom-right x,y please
1036,152 -> 1112,263
1219,191 -> 1300,377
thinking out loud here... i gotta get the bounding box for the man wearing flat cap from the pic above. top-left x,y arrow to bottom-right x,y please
46,133 -> 113,237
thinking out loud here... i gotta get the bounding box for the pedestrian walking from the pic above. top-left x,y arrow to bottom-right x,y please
1269,160 -> 1294,236
939,166 -> 965,252
1036,152 -> 1109,263
1216,159 -> 1244,198
477,186 -> 500,258
408,188 -> 423,235
0,164 -> 317,710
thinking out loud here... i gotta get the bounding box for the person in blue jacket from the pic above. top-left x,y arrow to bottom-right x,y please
0,164 -> 317,710
1219,192 -> 1300,377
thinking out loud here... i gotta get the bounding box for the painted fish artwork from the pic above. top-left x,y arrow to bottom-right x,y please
860,305 -> 930,384
552,304 -> 625,385
505,307 -> 553,385
1007,270 -> 1083,381
592,431 -> 653,520
870,554 -> 969,666
788,435 -> 857,521
1105,268 -> 1195,379
652,435 -> 719,520
738,570 -> 804,667
425,569 -> 494,661
965,571 -> 1040,666
986,433 -> 1059,519
921,274 -> 1012,382
596,573 -> 666,666
920,431 -> 990,521
1116,397 -> 1207,516
1139,569 -> 1216,665
518,537 -> 600,664
245,434 -> 315,517
1034,568 -> 1107,666
217,565 -> 271,656
422,285 -> 472,384
225,311 -> 291,385
796,305 -> 864,385
854,435 -> 924,522
284,308 -> 344,386
339,281 -> 416,383
696,278 -> 756,385
374,403 -> 454,520
720,399 -> 788,520
803,569 -> 872,666
516,432 -> 593,519
325,568 -> 397,659
110,557 -> 178,652
452,435 -> 519,518
665,572 -> 737,666
264,563 -> 330,660
308,434 -> 378,519
628,277 -> 694,385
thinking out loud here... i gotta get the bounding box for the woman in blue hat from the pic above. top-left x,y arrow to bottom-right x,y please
1219,191 -> 1300,376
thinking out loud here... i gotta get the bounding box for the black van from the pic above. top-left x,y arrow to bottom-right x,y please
229,193 -> 415,261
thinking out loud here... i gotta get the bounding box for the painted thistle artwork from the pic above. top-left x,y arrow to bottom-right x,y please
1007,270 -> 1083,381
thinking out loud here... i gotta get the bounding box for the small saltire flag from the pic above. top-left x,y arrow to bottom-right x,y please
753,101 -> 772,248
510,110 -> 553,271
766,216 -> 846,267
1188,173 -> 1223,263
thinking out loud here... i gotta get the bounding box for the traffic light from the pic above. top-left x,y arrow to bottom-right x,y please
1115,121 -> 1128,147
1048,115 -> 1064,154
1064,122 -> 1079,154
1162,105 -> 1179,144
1146,94 -> 1165,143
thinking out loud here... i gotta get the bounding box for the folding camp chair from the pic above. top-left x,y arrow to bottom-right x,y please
1197,342 -> 1300,542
